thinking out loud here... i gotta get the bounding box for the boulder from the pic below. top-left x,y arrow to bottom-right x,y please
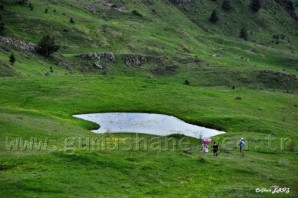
213,53 -> 221,58
93,61 -> 103,69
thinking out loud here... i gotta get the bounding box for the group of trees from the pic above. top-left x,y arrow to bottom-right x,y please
209,0 -> 262,24
208,0 -> 263,41
276,0 -> 296,18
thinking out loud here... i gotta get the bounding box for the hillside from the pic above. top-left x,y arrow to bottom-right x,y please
0,0 -> 298,197
0,0 -> 297,89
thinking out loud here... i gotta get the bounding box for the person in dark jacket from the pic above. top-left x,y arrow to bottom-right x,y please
212,142 -> 219,156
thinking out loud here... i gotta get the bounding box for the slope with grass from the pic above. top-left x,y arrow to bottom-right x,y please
0,0 -> 298,197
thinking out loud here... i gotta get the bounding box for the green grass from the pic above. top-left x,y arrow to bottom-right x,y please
0,76 -> 297,197
0,0 -> 298,197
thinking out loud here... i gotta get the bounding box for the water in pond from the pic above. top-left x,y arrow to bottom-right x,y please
73,113 -> 225,139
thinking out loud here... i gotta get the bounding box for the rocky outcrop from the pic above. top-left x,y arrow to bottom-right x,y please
80,52 -> 115,62
0,36 -> 36,52
257,70 -> 297,89
79,52 -> 115,70
123,55 -> 150,67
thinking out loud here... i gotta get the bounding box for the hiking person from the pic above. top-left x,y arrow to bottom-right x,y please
212,142 -> 219,156
202,143 -> 208,154
239,138 -> 245,153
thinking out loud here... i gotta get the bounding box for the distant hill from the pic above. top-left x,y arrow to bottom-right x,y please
0,0 -> 297,90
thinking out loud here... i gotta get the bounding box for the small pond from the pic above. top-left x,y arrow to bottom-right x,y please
73,113 -> 225,139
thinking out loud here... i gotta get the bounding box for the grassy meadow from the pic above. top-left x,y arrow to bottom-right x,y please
0,0 -> 297,197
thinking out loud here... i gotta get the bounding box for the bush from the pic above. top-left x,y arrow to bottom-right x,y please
0,23 -> 4,35
17,0 -> 28,5
132,10 -> 142,17
250,0 -> 261,12
69,18 -> 75,24
209,10 -> 219,23
36,35 -> 59,57
9,53 -> 15,65
29,2 -> 33,10
239,27 -> 248,40
222,0 -> 232,11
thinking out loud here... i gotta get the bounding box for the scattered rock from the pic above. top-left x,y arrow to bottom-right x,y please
80,53 -> 100,60
0,36 -> 36,52
234,55 -> 250,62
126,155 -> 136,161
101,52 -> 115,62
123,55 -> 149,67
213,53 -> 221,58
79,52 -> 115,62
93,61 -> 103,69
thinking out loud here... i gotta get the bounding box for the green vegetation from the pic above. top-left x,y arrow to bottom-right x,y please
239,27 -> 248,41
9,53 -> 15,65
36,35 -> 60,57
0,0 -> 297,197
222,0 -> 232,12
209,10 -> 219,23
250,0 -> 261,13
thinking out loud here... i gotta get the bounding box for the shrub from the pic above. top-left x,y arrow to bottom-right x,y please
17,0 -> 28,5
0,23 -> 5,35
36,35 -> 59,57
69,18 -> 75,24
184,80 -> 190,85
239,27 -> 248,40
209,10 -> 219,23
9,53 -> 15,65
29,2 -> 33,11
132,10 -> 142,17
250,0 -> 261,12
222,0 -> 232,11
